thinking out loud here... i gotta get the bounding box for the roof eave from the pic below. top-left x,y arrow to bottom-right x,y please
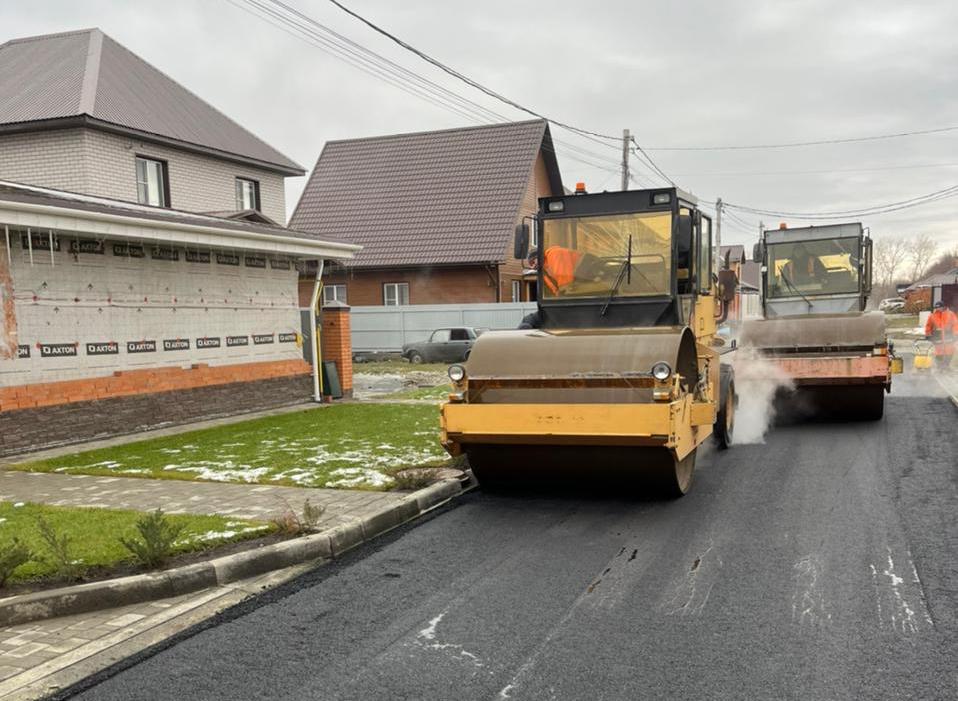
0,199 -> 360,259
0,116 -> 306,176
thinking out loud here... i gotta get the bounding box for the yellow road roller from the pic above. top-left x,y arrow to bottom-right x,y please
740,222 -> 902,420
440,187 -> 738,496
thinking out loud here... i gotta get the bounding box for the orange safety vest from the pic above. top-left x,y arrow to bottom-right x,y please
925,308 -> 958,355
542,247 -> 582,294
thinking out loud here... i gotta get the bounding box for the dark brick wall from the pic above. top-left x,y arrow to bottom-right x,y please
0,375 -> 315,458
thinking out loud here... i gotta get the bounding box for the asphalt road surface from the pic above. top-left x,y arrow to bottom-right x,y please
65,372 -> 957,700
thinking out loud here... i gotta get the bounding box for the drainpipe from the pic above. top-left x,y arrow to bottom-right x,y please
309,259 -> 325,402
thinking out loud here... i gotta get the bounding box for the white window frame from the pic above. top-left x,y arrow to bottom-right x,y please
383,282 -> 409,306
323,284 -> 347,304
236,177 -> 260,211
511,279 -> 521,302
135,156 -> 168,207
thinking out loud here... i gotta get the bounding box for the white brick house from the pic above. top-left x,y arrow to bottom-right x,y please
0,29 -> 360,411
0,28 -> 300,223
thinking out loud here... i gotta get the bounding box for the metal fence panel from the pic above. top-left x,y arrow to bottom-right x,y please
350,303 -> 537,351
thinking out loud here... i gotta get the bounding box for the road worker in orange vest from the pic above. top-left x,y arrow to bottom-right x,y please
924,300 -> 958,369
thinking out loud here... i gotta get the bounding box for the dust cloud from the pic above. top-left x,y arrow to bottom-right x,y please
729,347 -> 794,444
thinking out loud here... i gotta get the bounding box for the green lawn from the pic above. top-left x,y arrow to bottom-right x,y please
12,404 -> 449,490
0,501 -> 269,584
353,359 -> 449,375
382,385 -> 451,401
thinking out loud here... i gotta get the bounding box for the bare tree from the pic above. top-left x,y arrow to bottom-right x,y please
873,236 -> 909,289
924,247 -> 958,277
906,233 -> 938,283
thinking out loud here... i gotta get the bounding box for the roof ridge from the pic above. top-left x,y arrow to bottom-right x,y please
77,29 -> 103,115
96,33 -> 302,172
323,119 -> 546,147
0,27 -> 99,50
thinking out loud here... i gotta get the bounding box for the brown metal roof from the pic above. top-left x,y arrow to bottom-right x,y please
289,120 -> 562,268
0,29 -> 303,175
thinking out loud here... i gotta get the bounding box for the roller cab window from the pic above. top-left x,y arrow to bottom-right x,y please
539,211 -> 672,299
767,237 -> 861,298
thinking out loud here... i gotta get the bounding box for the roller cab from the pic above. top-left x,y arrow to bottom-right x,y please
741,222 -> 901,420
439,187 -> 737,496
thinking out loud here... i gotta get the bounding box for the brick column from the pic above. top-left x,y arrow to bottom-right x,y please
321,301 -> 353,397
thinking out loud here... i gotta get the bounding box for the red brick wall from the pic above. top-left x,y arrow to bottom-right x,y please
321,305 -> 353,394
314,266 -> 499,306
0,358 -> 310,412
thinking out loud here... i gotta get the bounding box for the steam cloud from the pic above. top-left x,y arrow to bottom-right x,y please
729,347 -> 794,444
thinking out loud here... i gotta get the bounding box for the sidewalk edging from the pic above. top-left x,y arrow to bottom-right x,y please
0,479 -> 462,627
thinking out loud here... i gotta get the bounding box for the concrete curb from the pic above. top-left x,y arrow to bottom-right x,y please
0,479 -> 463,627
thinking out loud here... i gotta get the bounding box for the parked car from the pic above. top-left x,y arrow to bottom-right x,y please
879,297 -> 906,313
402,327 -> 484,363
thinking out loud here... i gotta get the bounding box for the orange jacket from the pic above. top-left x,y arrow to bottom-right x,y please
925,308 -> 958,355
542,246 -> 582,294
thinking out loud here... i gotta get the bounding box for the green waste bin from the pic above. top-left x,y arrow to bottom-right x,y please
321,361 -> 343,399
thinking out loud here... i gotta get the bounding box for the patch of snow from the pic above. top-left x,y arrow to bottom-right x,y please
177,525 -> 269,545
325,467 -> 393,488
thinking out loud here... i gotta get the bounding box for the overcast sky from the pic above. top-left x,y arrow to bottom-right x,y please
4,0 -> 958,251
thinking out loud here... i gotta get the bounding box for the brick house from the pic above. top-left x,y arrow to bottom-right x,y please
289,120 -> 563,306
0,28 -> 359,418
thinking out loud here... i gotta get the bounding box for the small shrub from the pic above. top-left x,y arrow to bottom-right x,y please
0,538 -> 32,587
36,515 -> 83,580
301,499 -> 325,531
120,509 -> 184,568
271,498 -> 326,536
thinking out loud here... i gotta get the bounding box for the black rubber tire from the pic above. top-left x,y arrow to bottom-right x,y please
714,373 -> 735,449
656,449 -> 696,499
408,351 -> 424,364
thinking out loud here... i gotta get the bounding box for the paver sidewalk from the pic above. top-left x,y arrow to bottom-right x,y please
0,470 -> 404,527
0,565 -> 315,700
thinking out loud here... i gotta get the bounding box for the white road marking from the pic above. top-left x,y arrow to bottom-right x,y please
664,539 -> 720,617
791,555 -> 831,627
413,609 -> 485,669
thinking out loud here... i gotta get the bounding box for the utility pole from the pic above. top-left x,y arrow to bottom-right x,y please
621,128 -> 630,191
714,197 -> 723,275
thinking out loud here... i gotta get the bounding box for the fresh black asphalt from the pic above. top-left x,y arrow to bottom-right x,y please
63,373 -> 958,700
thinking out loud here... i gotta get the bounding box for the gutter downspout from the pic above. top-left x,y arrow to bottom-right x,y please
309,260 -> 325,402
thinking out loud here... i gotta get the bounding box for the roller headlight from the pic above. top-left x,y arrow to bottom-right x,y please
448,364 -> 466,383
651,361 -> 673,381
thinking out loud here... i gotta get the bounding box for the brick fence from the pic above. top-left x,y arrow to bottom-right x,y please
0,374 -> 315,458
0,358 -> 310,412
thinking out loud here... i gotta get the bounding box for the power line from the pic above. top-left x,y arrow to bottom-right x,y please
229,0 -> 623,175
325,0 -> 623,144
671,162 -> 958,177
630,142 -> 674,186
646,125 -> 958,151
725,184 -> 958,220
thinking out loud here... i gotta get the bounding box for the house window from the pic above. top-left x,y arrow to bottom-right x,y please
323,284 -> 347,304
236,177 -> 261,211
383,282 -> 409,306
135,156 -> 169,207
511,279 -> 521,302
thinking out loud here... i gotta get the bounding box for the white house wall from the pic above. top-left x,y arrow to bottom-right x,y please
0,232 -> 303,388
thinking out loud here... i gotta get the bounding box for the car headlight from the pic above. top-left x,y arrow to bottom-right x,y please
448,364 -> 466,383
651,361 -> 672,381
